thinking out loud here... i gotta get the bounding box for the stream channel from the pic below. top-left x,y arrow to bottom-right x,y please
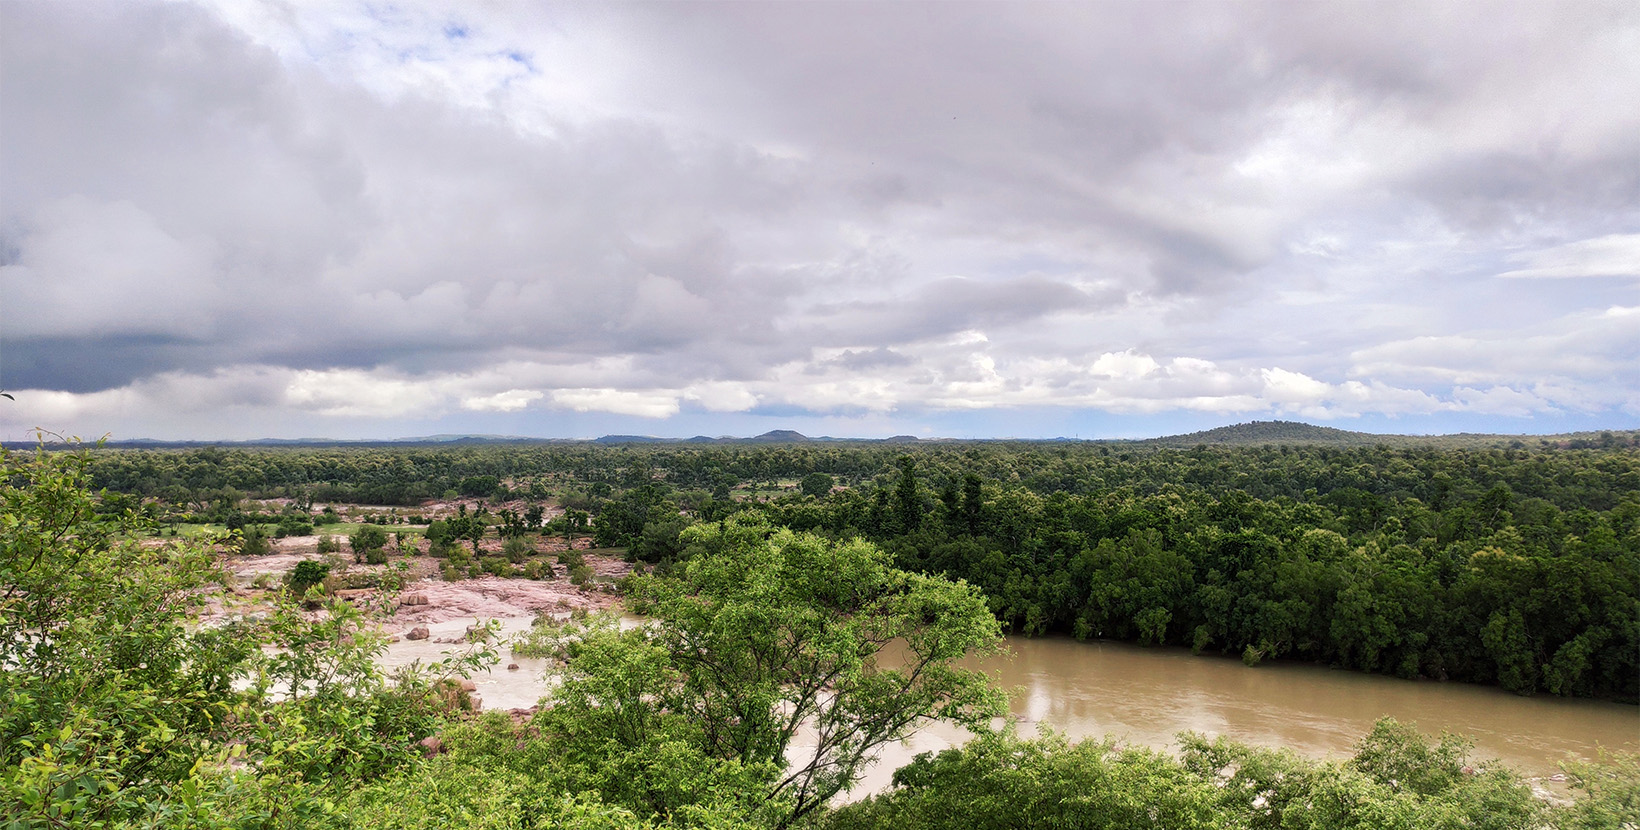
378,617 -> 1640,798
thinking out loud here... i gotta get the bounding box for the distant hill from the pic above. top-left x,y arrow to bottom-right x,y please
746,430 -> 810,443
1145,421 -> 1387,447
1139,420 -> 1640,450
16,420 -> 1633,451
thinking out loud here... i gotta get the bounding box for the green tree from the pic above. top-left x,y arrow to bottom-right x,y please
351,524 -> 390,564
801,472 -> 834,499
545,518 -> 1005,827
239,522 -> 271,556
893,456 -> 922,533
1,442 -> 257,825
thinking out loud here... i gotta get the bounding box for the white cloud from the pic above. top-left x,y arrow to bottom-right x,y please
1498,234 -> 1640,278
550,388 -> 680,419
462,389 -> 543,412
1089,350 -> 1161,380
1261,368 -> 1333,405
683,382 -> 758,413
284,369 -> 434,419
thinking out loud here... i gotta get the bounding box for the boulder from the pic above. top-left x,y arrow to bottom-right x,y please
418,736 -> 444,756
405,626 -> 430,641
506,663 -> 520,671
402,593 -> 429,606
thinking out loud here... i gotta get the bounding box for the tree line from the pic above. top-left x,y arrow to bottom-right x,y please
66,439 -> 1640,700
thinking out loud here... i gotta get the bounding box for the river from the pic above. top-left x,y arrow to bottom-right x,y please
380,620 -> 1639,795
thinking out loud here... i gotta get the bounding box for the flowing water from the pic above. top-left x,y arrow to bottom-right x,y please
381,624 -> 1640,795
851,636 -> 1639,796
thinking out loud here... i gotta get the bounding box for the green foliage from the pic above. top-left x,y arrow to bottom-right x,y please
569,562 -> 595,586
351,524 -> 390,564
316,533 -> 341,554
458,474 -> 500,498
274,513 -> 313,537
1557,750 -> 1640,830
800,472 -> 834,498
594,484 -> 673,549
1,443 -> 258,826
1175,719 -> 1542,830
827,729 -> 1223,830
7,438 -> 1639,828
567,518 -> 1007,826
425,518 -> 460,557
288,559 -> 332,595
633,513 -> 693,564
501,534 -> 534,562
238,522 -> 271,556
830,719 -> 1548,830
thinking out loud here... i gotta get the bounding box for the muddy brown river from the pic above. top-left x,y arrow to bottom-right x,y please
383,623 -> 1639,796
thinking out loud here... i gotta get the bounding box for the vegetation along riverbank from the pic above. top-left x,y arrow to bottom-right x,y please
4,424 -> 1637,826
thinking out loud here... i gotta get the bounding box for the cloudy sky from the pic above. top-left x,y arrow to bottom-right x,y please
2,1 -> 1637,441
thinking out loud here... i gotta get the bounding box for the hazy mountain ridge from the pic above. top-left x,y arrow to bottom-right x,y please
16,421 -> 1638,450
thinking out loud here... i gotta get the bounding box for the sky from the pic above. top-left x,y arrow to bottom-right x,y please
2,0 -> 1637,442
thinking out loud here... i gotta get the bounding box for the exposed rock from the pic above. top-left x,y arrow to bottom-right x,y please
405,626 -> 430,641
458,678 -> 478,692
506,663 -> 520,671
402,593 -> 429,606
418,736 -> 444,756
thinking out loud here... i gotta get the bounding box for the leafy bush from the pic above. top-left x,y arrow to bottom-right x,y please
829,719 -> 1549,830
502,535 -> 533,563
289,560 -> 332,595
352,525 -> 389,564
317,534 -> 341,554
569,562 -> 594,586
426,519 -> 459,557
275,514 -> 314,538
239,523 -> 271,556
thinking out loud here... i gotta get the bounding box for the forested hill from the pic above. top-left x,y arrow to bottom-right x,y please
1145,421 -> 1640,449
1145,420 -> 1388,447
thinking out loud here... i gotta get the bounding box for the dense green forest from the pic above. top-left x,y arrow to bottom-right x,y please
71,429 -> 1640,700
4,433 -> 1639,827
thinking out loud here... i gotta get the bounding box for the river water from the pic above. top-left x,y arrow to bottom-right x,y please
381,622 -> 1639,795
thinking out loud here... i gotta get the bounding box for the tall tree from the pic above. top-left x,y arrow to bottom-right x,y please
542,518 -> 1005,827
